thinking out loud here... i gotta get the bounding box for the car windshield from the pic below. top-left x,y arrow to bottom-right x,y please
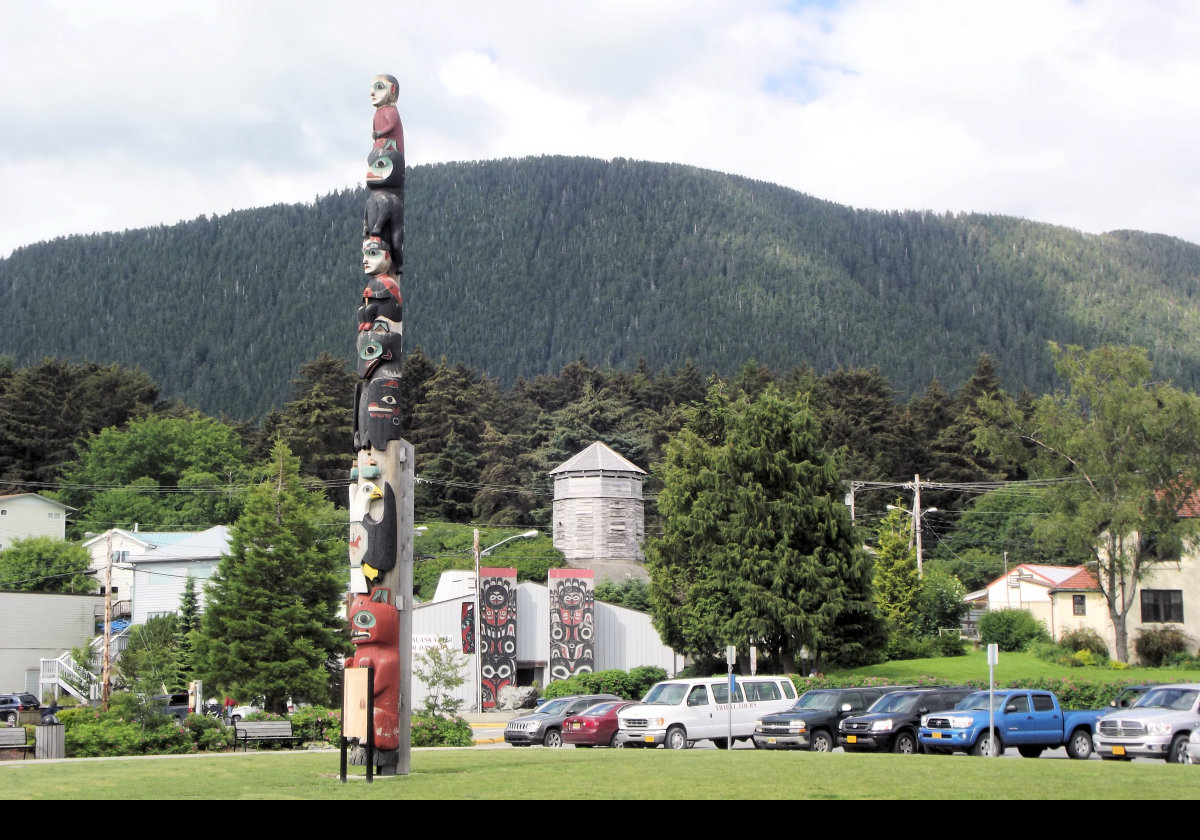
791,691 -> 841,712
536,699 -> 572,716
955,692 -> 1007,712
642,684 -> 689,705
868,693 -> 920,714
1132,688 -> 1200,711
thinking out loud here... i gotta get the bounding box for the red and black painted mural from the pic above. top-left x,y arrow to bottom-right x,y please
478,567 -> 517,709
548,569 -> 595,680
460,601 -> 476,655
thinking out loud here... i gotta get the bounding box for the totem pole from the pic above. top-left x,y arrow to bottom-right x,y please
345,73 -> 414,776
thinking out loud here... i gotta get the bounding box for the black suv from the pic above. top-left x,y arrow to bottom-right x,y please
0,693 -> 40,725
752,686 -> 912,751
839,686 -> 973,754
149,692 -> 192,724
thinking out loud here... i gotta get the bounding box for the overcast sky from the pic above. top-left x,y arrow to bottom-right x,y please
2,0 -> 1198,258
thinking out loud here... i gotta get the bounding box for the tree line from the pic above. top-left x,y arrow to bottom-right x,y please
4,157 -> 1200,419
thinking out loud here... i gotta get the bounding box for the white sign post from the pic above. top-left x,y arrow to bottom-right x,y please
987,643 -> 998,758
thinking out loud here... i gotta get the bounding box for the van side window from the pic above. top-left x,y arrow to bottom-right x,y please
744,682 -> 781,701
782,681 -> 796,699
712,683 -> 744,703
687,685 -> 710,707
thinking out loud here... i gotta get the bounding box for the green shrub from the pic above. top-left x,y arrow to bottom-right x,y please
1029,641 -> 1072,666
1070,649 -> 1099,667
886,633 -> 941,661
1163,650 -> 1200,668
410,715 -> 473,747
978,609 -> 1050,652
543,667 -> 666,700
1134,625 -> 1193,667
627,666 -> 669,698
291,705 -> 341,744
1058,627 -> 1110,659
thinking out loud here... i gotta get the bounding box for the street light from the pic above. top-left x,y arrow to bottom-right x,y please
886,504 -> 937,577
473,529 -> 539,712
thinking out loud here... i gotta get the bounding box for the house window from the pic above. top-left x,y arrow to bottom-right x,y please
48,512 -> 61,519
1073,595 -> 1086,616
1141,589 -> 1184,624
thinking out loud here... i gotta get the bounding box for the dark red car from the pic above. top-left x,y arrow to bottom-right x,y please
562,700 -> 634,748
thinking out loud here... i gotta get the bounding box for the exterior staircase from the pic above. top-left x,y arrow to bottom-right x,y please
40,627 -> 129,702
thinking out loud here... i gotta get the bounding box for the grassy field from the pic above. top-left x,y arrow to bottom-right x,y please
2,746 -> 1197,800
830,648 -> 1200,685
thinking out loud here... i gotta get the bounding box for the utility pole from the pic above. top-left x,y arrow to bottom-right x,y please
913,474 -> 925,578
101,531 -> 112,711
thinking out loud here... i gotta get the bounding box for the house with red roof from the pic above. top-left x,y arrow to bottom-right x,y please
970,554 -> 1200,658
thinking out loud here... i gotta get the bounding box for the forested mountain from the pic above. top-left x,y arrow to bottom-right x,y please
3,156 -> 1199,419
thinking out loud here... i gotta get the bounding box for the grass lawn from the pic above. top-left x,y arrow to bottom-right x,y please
2,746 -> 1197,800
830,648 -> 1200,686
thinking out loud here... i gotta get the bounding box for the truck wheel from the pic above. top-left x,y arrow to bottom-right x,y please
711,738 -> 728,750
1067,729 -> 1094,760
970,733 -> 1001,757
810,730 -> 834,752
543,729 -> 563,748
1017,746 -> 1044,758
666,726 -> 687,750
1168,733 -> 1190,764
892,731 -> 918,754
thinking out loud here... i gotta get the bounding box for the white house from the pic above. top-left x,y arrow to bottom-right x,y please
972,564 -> 1107,643
0,493 -> 74,551
83,526 -> 230,624
972,557 -> 1200,660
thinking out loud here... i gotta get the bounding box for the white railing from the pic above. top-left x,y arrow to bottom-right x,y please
40,628 -> 129,702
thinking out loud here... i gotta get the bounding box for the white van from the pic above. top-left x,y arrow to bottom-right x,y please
616,676 -> 798,749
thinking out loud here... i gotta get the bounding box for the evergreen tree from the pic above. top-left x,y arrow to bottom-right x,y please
176,575 -> 200,683
196,442 -> 349,712
873,505 -> 920,635
277,352 -> 355,505
646,383 -> 884,672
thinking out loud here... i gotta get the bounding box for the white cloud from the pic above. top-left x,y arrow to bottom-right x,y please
1,0 -> 1199,256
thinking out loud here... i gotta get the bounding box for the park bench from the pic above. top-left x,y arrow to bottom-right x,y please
0,727 -> 32,759
233,720 -> 300,751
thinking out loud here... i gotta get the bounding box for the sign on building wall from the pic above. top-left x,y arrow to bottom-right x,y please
548,568 -> 594,680
479,567 -> 517,709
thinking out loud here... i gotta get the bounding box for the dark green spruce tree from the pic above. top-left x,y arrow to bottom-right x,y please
197,442 -> 348,712
646,382 -> 884,672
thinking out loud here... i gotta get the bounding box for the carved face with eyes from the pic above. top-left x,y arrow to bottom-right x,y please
362,239 -> 393,275
370,75 -> 397,107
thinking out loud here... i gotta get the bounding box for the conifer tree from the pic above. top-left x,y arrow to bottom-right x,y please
873,504 -> 920,635
197,442 -> 348,712
176,575 -> 200,683
646,383 -> 884,672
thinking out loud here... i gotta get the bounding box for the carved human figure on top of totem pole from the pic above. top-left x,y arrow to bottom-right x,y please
346,591 -> 402,750
370,74 -> 404,152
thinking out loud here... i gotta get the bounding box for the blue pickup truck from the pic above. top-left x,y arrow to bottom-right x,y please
918,689 -> 1102,759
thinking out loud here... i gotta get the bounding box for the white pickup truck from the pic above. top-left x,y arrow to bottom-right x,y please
1093,683 -> 1200,763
